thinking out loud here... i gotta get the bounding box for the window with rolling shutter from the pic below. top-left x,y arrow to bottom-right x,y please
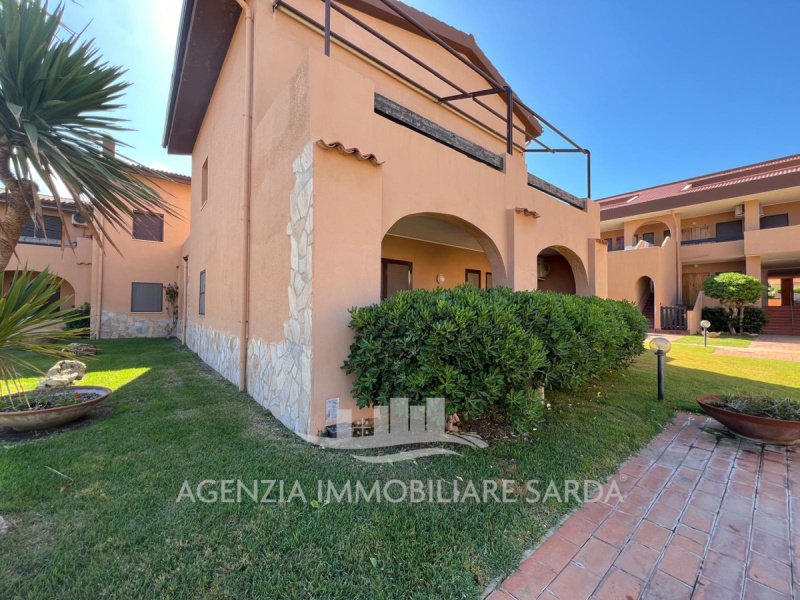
198,270 -> 206,315
20,215 -> 62,246
132,212 -> 164,241
760,213 -> 789,230
131,282 -> 163,312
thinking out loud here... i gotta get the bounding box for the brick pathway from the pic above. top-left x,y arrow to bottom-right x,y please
490,413 -> 797,599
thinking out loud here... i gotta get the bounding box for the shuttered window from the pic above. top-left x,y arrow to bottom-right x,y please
760,213 -> 789,230
131,282 -> 163,312
715,220 -> 744,241
20,215 -> 62,246
199,270 -> 206,315
132,212 -> 164,241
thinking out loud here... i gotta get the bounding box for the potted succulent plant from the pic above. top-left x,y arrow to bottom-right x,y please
697,394 -> 800,446
0,269 -> 111,431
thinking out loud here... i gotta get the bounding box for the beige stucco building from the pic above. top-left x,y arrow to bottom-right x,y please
163,0 -> 607,437
9,0 -> 798,441
599,154 -> 800,336
1,171 -> 191,339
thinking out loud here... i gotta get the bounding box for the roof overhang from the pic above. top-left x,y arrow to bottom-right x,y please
599,169 -> 800,222
163,0 -> 542,155
163,0 -> 241,155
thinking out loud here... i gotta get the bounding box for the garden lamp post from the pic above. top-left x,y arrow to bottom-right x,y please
700,319 -> 711,347
649,337 -> 672,401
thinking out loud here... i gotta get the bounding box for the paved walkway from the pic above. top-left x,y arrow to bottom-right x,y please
647,333 -> 800,362
715,336 -> 800,362
490,413 -> 797,599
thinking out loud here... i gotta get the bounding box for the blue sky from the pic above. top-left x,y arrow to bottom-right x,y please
64,0 -> 800,199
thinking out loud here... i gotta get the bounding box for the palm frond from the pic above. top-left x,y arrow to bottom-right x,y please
0,0 -> 178,251
0,267 -> 87,387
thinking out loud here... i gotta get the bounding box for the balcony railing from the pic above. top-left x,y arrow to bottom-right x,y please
681,234 -> 744,246
273,0 -> 592,198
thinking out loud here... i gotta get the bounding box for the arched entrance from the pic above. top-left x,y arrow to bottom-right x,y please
2,270 -> 76,310
381,213 -> 505,299
635,275 -> 655,329
536,246 -> 590,295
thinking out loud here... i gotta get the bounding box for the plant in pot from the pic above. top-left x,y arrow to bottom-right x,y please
0,269 -> 111,432
697,393 -> 800,446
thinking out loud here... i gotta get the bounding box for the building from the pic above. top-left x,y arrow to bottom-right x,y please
1,170 -> 191,339
599,154 -> 800,335
163,0 -> 606,437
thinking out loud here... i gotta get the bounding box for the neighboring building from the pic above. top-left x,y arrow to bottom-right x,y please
163,0 -> 606,437
599,154 -> 800,335
1,170 -> 191,338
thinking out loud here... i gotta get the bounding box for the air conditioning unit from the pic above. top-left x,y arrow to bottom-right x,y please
734,204 -> 744,219
71,213 -> 88,227
537,256 -> 550,280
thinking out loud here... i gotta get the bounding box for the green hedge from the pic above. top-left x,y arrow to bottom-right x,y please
343,286 -> 647,429
701,306 -> 768,334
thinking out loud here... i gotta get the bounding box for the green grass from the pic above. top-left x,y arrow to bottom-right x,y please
673,334 -> 754,348
1,340 -> 798,599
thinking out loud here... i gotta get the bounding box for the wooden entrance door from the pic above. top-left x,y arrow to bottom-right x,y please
682,272 -> 709,307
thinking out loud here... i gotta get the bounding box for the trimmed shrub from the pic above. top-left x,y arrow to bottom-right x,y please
701,306 -> 767,334
343,286 -> 647,430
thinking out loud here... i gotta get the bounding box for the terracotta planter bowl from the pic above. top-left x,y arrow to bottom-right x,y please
0,386 -> 112,432
697,395 -> 800,446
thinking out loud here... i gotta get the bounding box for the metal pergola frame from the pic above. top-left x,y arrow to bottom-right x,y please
274,0 -> 592,199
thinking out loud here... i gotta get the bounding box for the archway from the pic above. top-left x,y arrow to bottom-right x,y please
635,275 -> 655,329
536,246 -> 590,296
2,270 -> 76,310
633,220 -> 673,247
381,213 -> 506,299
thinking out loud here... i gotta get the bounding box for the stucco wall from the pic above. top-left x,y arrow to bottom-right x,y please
181,2 -> 605,437
93,176 -> 191,339
381,235 -> 492,291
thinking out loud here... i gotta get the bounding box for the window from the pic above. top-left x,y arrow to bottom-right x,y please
201,157 -> 209,208
199,270 -> 206,315
615,236 -> 624,250
132,211 -> 164,242
760,213 -> 789,230
131,282 -> 163,312
641,232 -> 655,244
604,238 -> 613,251
663,229 -> 671,240
20,215 -> 62,246
465,269 -> 481,288
485,272 -> 493,289
381,259 -> 411,300
715,219 -> 743,241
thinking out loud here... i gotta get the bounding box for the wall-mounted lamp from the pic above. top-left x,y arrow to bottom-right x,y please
436,274 -> 446,285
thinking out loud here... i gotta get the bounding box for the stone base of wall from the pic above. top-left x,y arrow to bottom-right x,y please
185,322 -> 240,386
247,337 -> 311,435
99,310 -> 175,339
245,142 -> 313,435
184,142 -> 315,436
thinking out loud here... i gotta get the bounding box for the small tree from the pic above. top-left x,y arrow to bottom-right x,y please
702,273 -> 765,334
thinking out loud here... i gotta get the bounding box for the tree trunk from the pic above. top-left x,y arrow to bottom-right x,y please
0,188 -> 34,272
723,303 -> 737,334
737,302 -> 746,335
0,149 -> 33,273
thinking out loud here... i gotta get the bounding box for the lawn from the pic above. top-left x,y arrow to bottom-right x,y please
1,340 -> 798,599
672,334 -> 754,348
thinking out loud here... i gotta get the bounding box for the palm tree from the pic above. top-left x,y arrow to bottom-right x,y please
0,0 -> 174,271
